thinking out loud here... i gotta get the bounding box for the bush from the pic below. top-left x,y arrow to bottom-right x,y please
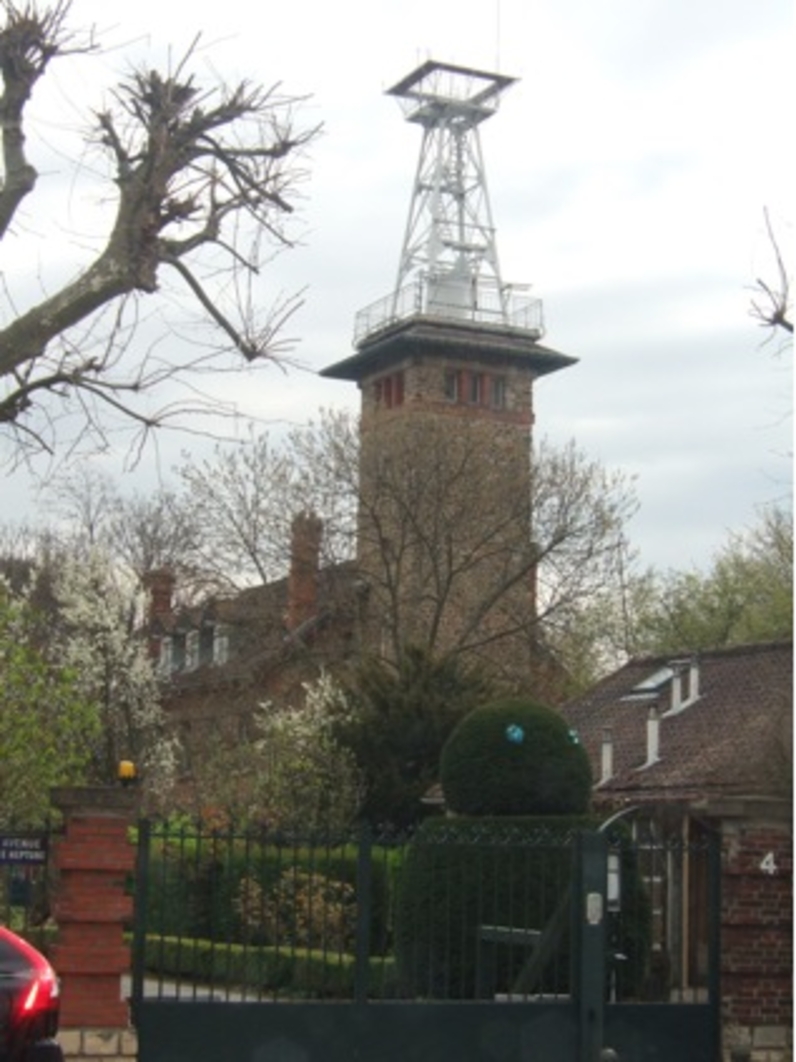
440,698 -> 592,816
140,935 -> 399,999
394,816 -> 580,998
394,817 -> 650,1001
142,831 -> 393,956
235,870 -> 357,952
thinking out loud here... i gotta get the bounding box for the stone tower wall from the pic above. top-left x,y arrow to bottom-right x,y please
355,344 -> 540,684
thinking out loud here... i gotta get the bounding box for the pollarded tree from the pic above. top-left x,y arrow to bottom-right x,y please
0,1 -> 317,459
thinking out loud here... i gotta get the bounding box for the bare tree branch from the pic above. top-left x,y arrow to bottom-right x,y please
750,208 -> 793,337
0,2 -> 320,460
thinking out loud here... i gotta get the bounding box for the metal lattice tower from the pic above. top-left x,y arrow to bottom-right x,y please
391,61 -> 512,305
353,60 -> 544,343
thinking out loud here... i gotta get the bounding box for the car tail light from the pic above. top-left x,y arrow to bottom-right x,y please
18,964 -> 58,1017
5,934 -> 58,1019
0,927 -> 61,1060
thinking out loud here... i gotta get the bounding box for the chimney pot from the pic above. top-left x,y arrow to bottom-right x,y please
286,512 -> 323,631
646,706 -> 661,766
600,727 -> 614,784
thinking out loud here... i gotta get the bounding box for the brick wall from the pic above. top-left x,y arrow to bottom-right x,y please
721,812 -> 793,1062
357,350 -> 540,683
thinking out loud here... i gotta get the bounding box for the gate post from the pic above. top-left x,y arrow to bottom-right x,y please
49,786 -> 137,1028
572,830 -> 607,1062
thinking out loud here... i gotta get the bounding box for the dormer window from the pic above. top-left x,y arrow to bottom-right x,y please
171,634 -> 186,672
663,658 -> 700,715
158,636 -> 173,676
185,630 -> 199,671
213,626 -> 229,666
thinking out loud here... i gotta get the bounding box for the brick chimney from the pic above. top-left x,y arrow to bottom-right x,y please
142,568 -> 176,624
142,568 -> 176,661
286,513 -> 323,632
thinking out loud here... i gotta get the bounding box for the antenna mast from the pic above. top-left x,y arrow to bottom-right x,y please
353,59 -> 544,344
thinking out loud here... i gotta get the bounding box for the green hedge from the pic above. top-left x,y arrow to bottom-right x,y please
140,935 -> 399,999
394,816 -> 650,1000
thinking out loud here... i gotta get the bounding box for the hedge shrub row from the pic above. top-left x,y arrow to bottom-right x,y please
140,935 -> 399,999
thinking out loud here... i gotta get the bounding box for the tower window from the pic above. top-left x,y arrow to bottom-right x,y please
468,373 -> 484,405
444,369 -> 460,402
491,376 -> 506,410
374,371 -> 405,409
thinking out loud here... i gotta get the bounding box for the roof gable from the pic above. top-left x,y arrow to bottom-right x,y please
562,641 -> 793,803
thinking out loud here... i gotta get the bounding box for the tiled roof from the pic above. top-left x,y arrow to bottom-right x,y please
150,561 -> 360,689
561,641 -> 792,804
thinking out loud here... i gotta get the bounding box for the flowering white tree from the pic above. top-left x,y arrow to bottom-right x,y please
55,550 -> 178,801
0,583 -> 99,825
253,673 -> 363,834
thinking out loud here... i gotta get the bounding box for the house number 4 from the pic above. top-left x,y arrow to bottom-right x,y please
760,852 -> 777,876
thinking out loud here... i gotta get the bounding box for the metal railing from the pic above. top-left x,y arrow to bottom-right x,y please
353,275 -> 545,345
130,819 -> 719,1008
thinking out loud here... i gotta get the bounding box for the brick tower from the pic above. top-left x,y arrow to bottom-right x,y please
322,61 -> 575,685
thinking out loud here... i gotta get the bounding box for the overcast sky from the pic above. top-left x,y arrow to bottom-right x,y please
1,0 -> 792,573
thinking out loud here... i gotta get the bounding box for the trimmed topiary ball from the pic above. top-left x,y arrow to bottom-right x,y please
440,697 -> 592,816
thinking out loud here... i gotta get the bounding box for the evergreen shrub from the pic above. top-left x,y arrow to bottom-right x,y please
394,816 -> 650,1000
440,698 -> 592,816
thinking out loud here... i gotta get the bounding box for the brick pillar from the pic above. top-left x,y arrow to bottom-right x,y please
720,803 -> 792,1060
50,787 -> 137,1029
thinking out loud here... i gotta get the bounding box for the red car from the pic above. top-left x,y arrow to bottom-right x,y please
0,928 -> 63,1062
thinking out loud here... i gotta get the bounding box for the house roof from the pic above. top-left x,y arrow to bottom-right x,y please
561,641 -> 793,806
150,561 -> 360,691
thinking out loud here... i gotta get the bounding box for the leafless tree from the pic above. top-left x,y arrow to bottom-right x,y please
173,411 -> 637,688
0,1 -> 318,461
750,208 -> 793,340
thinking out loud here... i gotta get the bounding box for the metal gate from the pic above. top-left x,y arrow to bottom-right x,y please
131,818 -> 721,1062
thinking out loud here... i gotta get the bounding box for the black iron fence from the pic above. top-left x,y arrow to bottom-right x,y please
131,817 -> 718,1009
